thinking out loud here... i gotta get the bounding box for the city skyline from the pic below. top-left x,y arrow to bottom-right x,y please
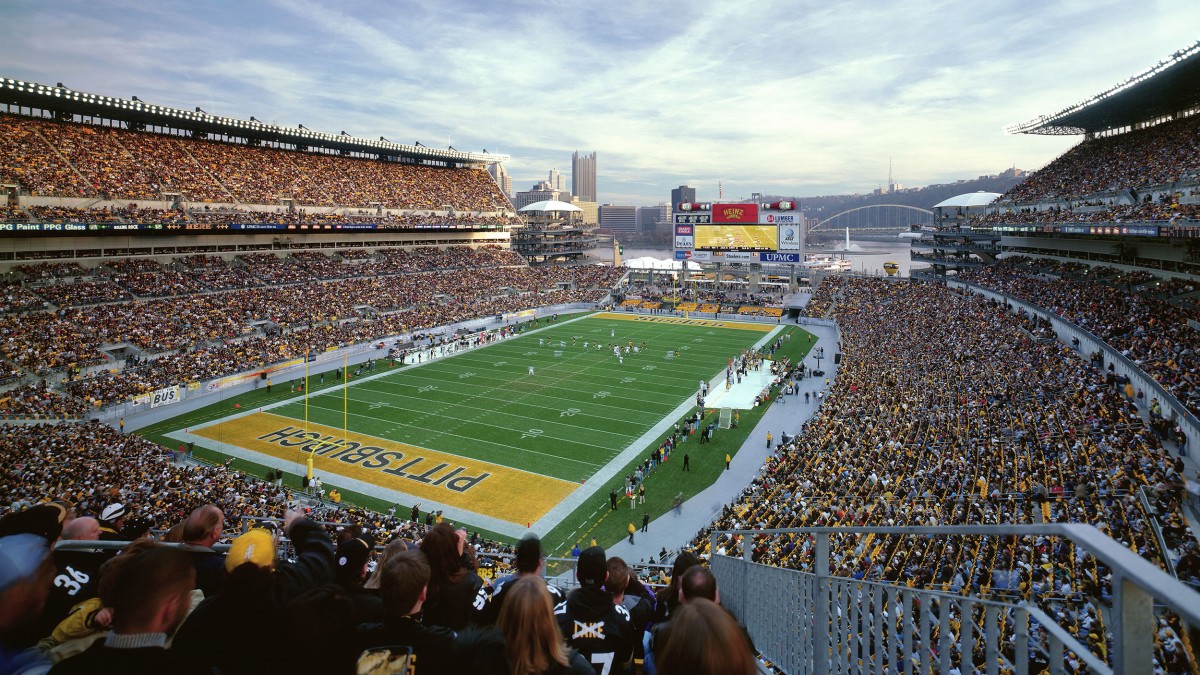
1,1 -> 1197,205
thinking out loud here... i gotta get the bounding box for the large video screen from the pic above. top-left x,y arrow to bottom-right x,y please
694,225 -> 778,252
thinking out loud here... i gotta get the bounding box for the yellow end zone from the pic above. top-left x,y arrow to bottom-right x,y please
191,412 -> 578,525
591,312 -> 776,332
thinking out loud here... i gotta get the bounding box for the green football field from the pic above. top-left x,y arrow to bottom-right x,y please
274,314 -> 773,481
165,311 -> 804,542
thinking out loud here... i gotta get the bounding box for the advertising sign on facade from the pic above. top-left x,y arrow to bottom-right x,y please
711,203 -> 760,224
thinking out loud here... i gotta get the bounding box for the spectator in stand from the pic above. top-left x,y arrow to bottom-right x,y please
653,599 -> 756,675
48,546 -> 204,675
418,522 -> 483,631
556,546 -> 637,673
333,531 -> 382,623
178,504 -> 225,598
474,533 -> 565,626
356,549 -> 457,674
171,510 -> 333,674
652,550 -> 702,624
497,576 -> 593,675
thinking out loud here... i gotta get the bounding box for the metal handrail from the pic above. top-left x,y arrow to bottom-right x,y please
711,523 -> 1200,674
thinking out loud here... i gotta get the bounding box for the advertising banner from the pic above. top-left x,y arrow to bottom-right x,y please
711,203 -> 759,224
674,214 -> 711,224
674,235 -> 694,249
777,224 -> 802,251
150,385 -> 181,409
760,212 -> 801,225
675,224 -> 694,235
722,251 -> 756,262
760,252 -> 802,263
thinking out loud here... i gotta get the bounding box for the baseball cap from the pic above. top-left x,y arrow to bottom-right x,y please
225,528 -> 276,572
515,534 -> 543,573
337,533 -> 376,572
0,503 -> 67,541
576,546 -> 607,587
100,503 -> 126,523
0,534 -> 51,593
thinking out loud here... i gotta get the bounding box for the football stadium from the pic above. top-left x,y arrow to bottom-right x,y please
2,21 -> 1200,675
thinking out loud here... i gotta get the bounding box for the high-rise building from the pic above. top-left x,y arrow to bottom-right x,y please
549,168 -> 561,192
572,151 -> 597,203
670,185 -> 696,209
637,204 -> 669,233
487,163 -> 513,198
599,204 -> 637,236
511,181 -> 571,210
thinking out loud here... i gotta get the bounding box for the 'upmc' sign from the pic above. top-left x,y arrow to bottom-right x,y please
712,203 -> 759,224
759,252 -> 802,263
762,213 -> 800,224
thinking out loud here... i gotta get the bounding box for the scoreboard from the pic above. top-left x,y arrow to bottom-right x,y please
673,201 -> 804,259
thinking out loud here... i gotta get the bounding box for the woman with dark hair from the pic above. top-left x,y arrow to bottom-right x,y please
652,550 -> 701,623
499,576 -> 592,675
654,599 -> 756,675
418,522 -> 483,630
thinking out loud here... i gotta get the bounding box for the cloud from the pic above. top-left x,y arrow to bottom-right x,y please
1,0 -> 1198,203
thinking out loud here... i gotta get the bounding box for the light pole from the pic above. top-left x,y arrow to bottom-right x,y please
813,346 -> 824,375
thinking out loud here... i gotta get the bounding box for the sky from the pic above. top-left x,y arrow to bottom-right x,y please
1,0 -> 1197,206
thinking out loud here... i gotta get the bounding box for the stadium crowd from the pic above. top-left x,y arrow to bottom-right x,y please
0,113 -> 512,212
689,277 -> 1196,671
959,256 -> 1200,417
0,252 -> 624,409
0,418 -> 755,674
1000,114 -> 1200,205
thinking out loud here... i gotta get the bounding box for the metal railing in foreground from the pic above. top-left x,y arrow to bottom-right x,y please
711,524 -> 1200,674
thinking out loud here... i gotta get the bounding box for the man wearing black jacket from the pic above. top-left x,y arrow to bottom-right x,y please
473,533 -> 565,626
555,546 -> 637,675
357,549 -> 456,674
607,556 -> 655,673
171,508 -> 335,674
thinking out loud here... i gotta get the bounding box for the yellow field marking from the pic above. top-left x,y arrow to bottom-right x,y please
192,412 -> 578,525
591,312 -> 775,332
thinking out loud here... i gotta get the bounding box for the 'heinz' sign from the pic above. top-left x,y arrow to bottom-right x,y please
712,203 -> 759,224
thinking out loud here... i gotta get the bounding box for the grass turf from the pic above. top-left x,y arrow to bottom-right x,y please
138,313 -> 816,554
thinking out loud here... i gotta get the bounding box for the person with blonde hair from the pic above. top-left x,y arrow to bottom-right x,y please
498,576 -> 591,675
363,538 -> 411,591
653,598 -> 756,675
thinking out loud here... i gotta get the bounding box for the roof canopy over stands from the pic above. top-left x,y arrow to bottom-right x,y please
1007,41 -> 1200,136
0,77 -> 506,166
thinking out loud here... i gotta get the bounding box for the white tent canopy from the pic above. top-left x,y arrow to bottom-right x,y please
518,200 -> 582,212
623,256 -> 702,271
933,191 -> 1001,208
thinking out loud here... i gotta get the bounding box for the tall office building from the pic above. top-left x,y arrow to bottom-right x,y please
511,181 -> 571,210
572,151 -> 597,203
549,168 -> 564,192
637,204 -> 670,233
670,185 -> 696,209
487,163 -> 513,198
599,204 -> 637,236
